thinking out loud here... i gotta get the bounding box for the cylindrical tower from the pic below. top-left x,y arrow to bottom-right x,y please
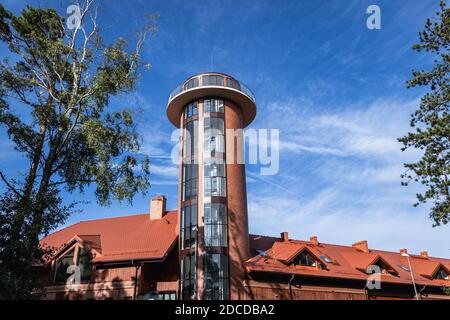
167,72 -> 256,300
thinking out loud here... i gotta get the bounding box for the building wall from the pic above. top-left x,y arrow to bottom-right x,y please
42,248 -> 179,300
242,281 -> 367,300
43,266 -> 137,300
224,99 -> 251,300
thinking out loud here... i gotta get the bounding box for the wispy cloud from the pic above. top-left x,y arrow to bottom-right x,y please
248,96 -> 450,257
151,163 -> 178,178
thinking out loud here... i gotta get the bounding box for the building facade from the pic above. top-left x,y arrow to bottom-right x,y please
39,73 -> 450,300
166,72 -> 256,300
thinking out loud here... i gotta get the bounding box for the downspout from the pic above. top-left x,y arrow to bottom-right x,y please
419,285 -> 426,300
288,274 -> 295,300
132,260 -> 141,300
364,285 -> 370,300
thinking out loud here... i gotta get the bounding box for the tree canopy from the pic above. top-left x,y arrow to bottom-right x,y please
0,1 -> 155,298
400,1 -> 450,226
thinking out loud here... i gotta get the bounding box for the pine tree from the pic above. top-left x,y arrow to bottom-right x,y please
399,1 -> 450,226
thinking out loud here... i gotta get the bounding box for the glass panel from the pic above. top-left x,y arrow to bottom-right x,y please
202,75 -> 224,86
436,268 -> 449,280
184,101 -> 198,119
203,253 -> 229,300
204,163 -> 226,178
204,117 -> 225,153
294,251 -> 316,267
78,247 -> 93,282
184,77 -> 199,90
203,99 -> 224,114
204,203 -> 228,247
54,249 -> 75,284
226,77 -> 241,90
182,164 -> 198,201
181,254 -> 197,300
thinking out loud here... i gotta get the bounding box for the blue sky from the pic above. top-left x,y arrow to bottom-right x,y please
1,0 -> 449,257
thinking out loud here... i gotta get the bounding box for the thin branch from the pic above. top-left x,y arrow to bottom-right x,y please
0,171 -> 23,197
48,178 -> 95,187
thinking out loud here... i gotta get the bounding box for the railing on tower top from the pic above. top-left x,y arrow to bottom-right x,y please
168,74 -> 256,104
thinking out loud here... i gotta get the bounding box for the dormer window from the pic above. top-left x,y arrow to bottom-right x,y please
435,267 -> 449,280
293,251 -> 316,267
54,246 -> 93,284
54,248 -> 75,284
368,259 -> 397,276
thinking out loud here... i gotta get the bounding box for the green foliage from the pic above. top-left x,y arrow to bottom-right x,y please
399,1 -> 450,226
443,285 -> 450,295
0,2 -> 155,298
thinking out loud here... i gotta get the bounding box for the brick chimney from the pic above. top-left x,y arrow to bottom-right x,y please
352,240 -> 369,253
399,248 -> 408,255
280,232 -> 289,242
150,195 -> 166,220
310,236 -> 318,246
420,251 -> 429,259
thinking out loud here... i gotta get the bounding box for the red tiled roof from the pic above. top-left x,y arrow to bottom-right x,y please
246,235 -> 450,288
40,211 -> 178,264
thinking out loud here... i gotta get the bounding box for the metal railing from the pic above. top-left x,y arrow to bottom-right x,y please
168,74 -> 256,103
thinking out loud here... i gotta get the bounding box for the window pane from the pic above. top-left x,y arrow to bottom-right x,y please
226,78 -> 241,90
78,248 -> 93,282
203,99 -> 224,114
203,253 -> 229,300
191,205 -> 197,226
54,249 -> 75,283
185,77 -> 199,90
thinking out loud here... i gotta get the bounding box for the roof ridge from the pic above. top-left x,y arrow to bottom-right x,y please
77,210 -> 178,224
77,212 -> 148,223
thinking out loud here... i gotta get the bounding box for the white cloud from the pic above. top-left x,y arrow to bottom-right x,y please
247,96 -> 450,258
151,163 -> 179,178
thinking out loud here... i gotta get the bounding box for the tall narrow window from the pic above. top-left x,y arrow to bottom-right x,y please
204,203 -> 228,247
180,102 -> 200,300
78,247 -> 93,282
181,254 -> 197,299
204,117 -> 224,153
183,120 -> 198,159
181,205 -> 198,249
182,163 -> 198,201
204,161 -> 226,197
203,253 -> 229,300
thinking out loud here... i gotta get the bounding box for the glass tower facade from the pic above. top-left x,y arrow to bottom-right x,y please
180,101 -> 199,300
203,99 -> 229,300
169,73 -> 256,301
179,98 -> 230,300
